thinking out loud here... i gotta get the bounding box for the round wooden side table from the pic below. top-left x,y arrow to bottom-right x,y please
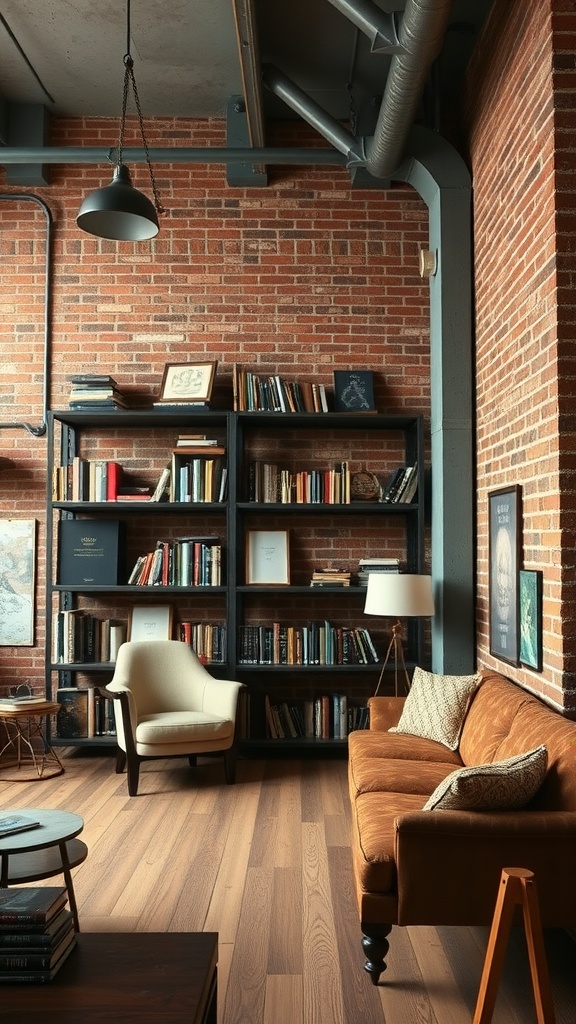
0,701 -> 64,780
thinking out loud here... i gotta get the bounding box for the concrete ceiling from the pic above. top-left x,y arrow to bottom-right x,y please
0,0 -> 492,129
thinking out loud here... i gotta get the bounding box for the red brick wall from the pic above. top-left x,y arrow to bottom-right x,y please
0,120 -> 429,690
466,0 -> 576,711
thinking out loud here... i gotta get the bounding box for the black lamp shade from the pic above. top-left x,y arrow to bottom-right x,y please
76,164 -> 159,241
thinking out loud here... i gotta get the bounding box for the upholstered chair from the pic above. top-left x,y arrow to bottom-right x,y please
103,640 -> 245,796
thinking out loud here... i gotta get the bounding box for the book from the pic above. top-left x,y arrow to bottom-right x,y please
0,936 -> 77,982
69,373 -> 119,387
0,908 -> 73,946
0,923 -> 75,969
0,888 -> 67,928
0,814 -> 41,837
56,688 -> 89,738
0,696 -> 49,709
57,519 -> 126,585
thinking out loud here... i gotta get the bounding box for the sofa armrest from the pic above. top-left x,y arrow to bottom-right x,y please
393,809 -> 576,926
367,696 -> 405,731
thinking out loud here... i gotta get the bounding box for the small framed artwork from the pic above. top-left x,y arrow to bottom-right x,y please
245,529 -> 290,585
333,370 -> 376,412
519,570 -> 543,671
0,519 -> 36,645
159,361 -> 217,404
488,485 -> 522,664
128,604 -> 173,642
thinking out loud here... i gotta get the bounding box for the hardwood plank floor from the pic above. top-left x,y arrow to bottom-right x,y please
1,749 -> 575,1023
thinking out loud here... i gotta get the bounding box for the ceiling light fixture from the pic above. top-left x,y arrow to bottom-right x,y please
76,0 -> 163,241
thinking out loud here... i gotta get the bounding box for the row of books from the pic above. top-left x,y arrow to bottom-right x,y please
233,364 -> 329,413
179,621 -> 227,663
246,460 -> 351,504
170,452 -> 228,503
0,887 -> 76,983
128,537 -> 222,587
381,464 -> 419,503
238,622 -> 379,666
51,612 -> 126,664
56,686 -> 116,738
265,693 -> 369,740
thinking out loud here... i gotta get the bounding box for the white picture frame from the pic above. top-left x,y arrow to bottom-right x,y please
245,530 -> 290,585
128,604 -> 173,642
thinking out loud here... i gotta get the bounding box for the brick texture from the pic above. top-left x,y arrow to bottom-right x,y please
466,0 -> 576,711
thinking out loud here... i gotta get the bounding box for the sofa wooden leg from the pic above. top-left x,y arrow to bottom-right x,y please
361,924 -> 392,984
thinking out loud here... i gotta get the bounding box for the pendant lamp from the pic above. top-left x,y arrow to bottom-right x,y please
77,0 -> 163,241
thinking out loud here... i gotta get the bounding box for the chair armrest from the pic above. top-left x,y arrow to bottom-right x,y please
201,678 -> 245,720
367,696 -> 405,731
393,809 -> 576,925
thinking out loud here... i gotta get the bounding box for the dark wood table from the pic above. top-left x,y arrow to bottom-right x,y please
0,932 -> 218,1024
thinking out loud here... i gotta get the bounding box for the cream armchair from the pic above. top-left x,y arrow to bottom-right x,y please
103,640 -> 245,796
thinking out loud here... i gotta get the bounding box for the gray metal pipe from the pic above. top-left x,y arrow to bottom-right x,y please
261,64 -> 365,166
365,0 -> 452,178
0,146 -> 347,167
325,0 -> 402,54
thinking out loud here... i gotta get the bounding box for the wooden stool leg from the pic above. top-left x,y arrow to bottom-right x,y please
473,867 -> 555,1024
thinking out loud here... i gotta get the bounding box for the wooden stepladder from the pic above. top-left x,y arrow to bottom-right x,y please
473,867 -> 555,1024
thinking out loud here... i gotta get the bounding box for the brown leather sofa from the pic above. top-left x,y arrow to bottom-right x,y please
348,670 -> 576,983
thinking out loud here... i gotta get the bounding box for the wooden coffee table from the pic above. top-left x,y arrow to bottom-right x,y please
0,932 -> 218,1024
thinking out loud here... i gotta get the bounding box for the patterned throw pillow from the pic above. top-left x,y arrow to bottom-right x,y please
423,745 -> 548,811
390,667 -> 482,750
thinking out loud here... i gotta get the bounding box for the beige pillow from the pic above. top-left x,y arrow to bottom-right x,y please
423,745 -> 548,811
390,667 -> 482,750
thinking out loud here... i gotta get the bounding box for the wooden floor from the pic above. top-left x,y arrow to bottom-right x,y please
2,749 -> 575,1023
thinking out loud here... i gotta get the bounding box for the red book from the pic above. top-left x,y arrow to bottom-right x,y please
106,462 -> 122,501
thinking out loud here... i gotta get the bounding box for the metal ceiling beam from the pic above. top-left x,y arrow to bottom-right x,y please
231,0 -> 266,149
325,0 -> 403,54
0,146 -> 347,166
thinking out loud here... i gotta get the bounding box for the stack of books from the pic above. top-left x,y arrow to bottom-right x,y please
0,695 -> 50,712
310,567 -> 352,587
357,557 -> 400,587
0,887 -> 76,984
68,374 -> 128,410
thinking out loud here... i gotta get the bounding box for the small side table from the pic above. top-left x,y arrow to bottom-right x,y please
0,808 -> 87,931
0,701 -> 64,780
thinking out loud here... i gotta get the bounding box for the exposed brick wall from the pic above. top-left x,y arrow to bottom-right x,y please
465,0 -> 576,712
0,119 -> 429,691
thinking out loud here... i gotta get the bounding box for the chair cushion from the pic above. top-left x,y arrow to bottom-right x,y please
422,745 -> 548,811
389,667 -> 482,751
135,711 -> 233,745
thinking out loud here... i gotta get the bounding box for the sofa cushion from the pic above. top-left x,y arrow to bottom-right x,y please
350,755 -> 458,797
390,668 -> 482,751
422,745 -> 548,811
459,672 -> 531,766
492,698 -> 576,811
349,728 -> 463,765
352,791 -> 424,894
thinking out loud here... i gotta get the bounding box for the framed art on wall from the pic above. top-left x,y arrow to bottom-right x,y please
0,519 -> 36,646
519,569 -> 543,671
489,485 -> 521,664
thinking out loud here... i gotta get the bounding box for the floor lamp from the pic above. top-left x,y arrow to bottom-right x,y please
364,573 -> 435,697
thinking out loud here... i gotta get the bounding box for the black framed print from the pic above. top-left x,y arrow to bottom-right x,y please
519,569 -> 543,671
489,485 -> 521,664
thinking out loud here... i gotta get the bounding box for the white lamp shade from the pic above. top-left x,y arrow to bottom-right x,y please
364,573 -> 435,617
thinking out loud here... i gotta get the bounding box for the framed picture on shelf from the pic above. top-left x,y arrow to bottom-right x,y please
245,529 -> 290,585
488,485 -> 521,664
158,361 -> 217,404
519,569 -> 543,671
128,604 -> 173,642
333,370 -> 376,412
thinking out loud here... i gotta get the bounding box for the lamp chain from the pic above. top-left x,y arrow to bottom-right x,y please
117,0 -> 164,215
